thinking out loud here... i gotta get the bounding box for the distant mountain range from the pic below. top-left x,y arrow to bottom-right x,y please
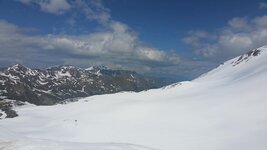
0,64 -> 175,106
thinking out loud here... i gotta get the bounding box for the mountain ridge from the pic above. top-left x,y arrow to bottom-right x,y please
0,64 -> 174,106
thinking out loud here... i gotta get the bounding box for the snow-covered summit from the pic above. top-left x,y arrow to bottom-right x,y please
195,45 -> 267,82
85,65 -> 110,71
6,64 -> 35,75
9,64 -> 28,70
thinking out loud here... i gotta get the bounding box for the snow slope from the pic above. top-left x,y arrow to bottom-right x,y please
0,46 -> 267,150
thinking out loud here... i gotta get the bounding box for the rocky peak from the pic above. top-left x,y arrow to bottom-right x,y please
8,64 -> 29,72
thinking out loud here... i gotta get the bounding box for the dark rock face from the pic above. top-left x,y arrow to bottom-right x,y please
232,49 -> 262,66
0,64 -> 174,105
0,101 -> 18,118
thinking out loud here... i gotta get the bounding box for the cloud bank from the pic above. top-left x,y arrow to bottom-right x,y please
12,0 -> 267,79
183,15 -> 267,61
6,0 -> 214,79
0,19 -> 209,79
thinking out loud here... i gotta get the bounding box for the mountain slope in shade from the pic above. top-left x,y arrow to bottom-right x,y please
0,65 -> 174,106
0,46 -> 267,150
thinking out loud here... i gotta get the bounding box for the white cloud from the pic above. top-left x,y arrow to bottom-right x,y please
71,0 -> 111,25
0,20 -> 210,79
184,15 -> 267,61
43,22 -> 180,63
14,0 -> 214,78
19,0 -> 111,25
253,15 -> 267,26
0,20 -> 19,34
19,0 -> 71,15
259,2 -> 267,9
183,31 -> 211,47
228,17 -> 250,31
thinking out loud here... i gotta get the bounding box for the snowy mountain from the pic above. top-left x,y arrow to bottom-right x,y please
0,64 -> 172,106
0,46 -> 267,150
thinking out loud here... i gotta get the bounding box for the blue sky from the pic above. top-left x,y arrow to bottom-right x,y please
0,0 -> 267,80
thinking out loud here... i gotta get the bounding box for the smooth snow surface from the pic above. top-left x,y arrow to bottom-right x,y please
1,46 -> 267,150
0,140 -> 157,150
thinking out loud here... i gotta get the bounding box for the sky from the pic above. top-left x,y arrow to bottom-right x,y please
0,0 -> 267,80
